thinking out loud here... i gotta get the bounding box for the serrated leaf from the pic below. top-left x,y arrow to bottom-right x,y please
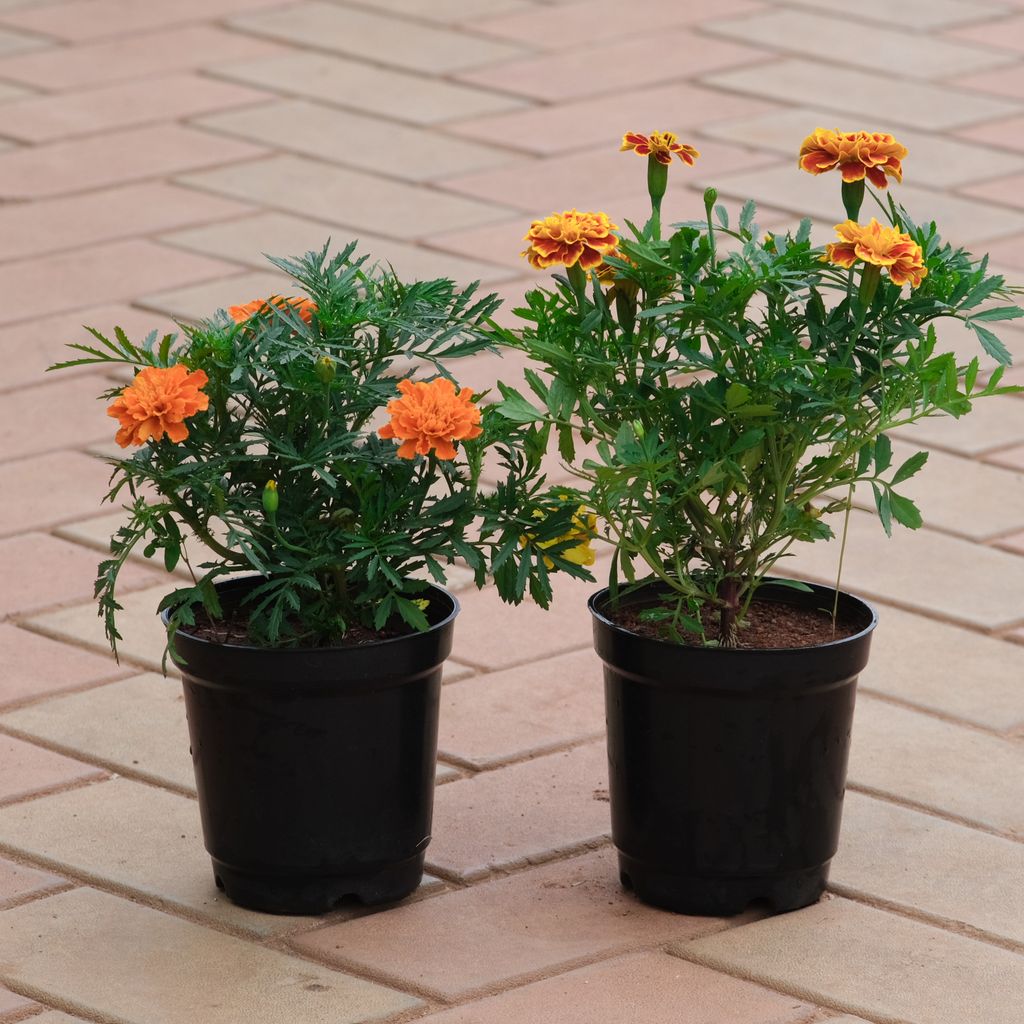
874,433 -> 892,474
891,450 -> 928,485
889,492 -> 923,529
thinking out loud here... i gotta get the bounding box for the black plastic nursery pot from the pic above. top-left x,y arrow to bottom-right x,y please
590,580 -> 877,917
166,576 -> 457,915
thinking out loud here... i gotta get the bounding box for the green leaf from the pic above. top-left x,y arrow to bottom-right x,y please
873,433 -> 892,474
739,199 -> 757,233
725,382 -> 751,410
891,450 -> 928,485
970,305 -> 1023,323
971,323 -> 1012,366
890,492 -> 923,529
495,390 -> 545,423
871,483 -> 893,537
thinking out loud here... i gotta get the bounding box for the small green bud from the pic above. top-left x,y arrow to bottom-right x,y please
315,356 -> 336,384
262,479 -> 279,516
703,187 -> 718,212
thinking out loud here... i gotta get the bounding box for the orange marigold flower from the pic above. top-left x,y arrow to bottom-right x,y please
521,209 -> 619,271
798,128 -> 907,189
824,219 -> 928,288
227,295 -> 318,324
378,378 -> 482,460
620,130 -> 700,167
107,364 -> 210,448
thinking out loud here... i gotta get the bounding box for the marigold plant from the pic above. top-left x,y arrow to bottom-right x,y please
53,244 -> 592,656
494,129 -> 1021,646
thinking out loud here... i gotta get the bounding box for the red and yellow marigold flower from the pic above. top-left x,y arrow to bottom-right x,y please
228,295 -> 318,324
621,131 -> 700,167
107,364 -> 209,448
798,129 -> 907,189
378,378 -> 482,460
521,209 -> 619,271
824,219 -> 928,288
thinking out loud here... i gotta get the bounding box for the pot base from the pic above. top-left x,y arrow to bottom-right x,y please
211,852 -> 426,915
618,852 -> 830,917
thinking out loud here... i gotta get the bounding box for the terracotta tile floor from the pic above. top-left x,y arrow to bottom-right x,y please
0,1 -> 1022,1021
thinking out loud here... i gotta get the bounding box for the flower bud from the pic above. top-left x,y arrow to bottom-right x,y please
703,187 -> 718,212
315,356 -> 336,384
262,479 -> 279,516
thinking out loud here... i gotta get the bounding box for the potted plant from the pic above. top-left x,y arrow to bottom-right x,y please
52,243 -> 591,914
496,130 -> 1021,915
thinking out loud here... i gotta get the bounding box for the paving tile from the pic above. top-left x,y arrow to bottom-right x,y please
679,896 -> 1024,1024
0,887 -> 421,1021
438,648 -> 603,769
452,565 -> 601,670
704,58 -> 1019,131
0,123 -> 265,201
231,1 -> 526,74
0,24 -> 46,55
0,304 -> 180,393
833,790 -> 1024,945
714,163 -> 1024,244
0,24 -> 286,90
892,393 -> 1024,454
0,181 -> 251,267
0,73 -> 269,144
788,508 -> 1024,629
859,603 -> 1024,729
952,11 -> 1024,53
0,986 -> 35,1018
0,374 -> 122,460
955,62 -> 1024,104
848,694 -> 1024,835
292,848 -> 731,1000
180,154 -> 514,240
0,451 -> 119,537
0,673 -> 192,792
27,583 -> 174,674
136,269 -> 293,322
703,105 -> 1024,188
198,99 -> 513,183
0,79 -> 30,103
413,951 -> 819,1024
777,0 -> 1007,28
0,0 -> 289,40
427,741 -> 609,881
447,80 -> 777,154
458,28 -> 764,102
0,533 -> 156,620
211,50 -> 528,125
962,170 -> 1024,211
706,9 -> 1008,79
0,239 -> 239,327
55,511 -> 194,577
366,0 -> 533,20
0,776 -> 325,937
984,441 -> 1024,469
0,854 -> 65,909
162,211 -> 516,285
0,734 -> 105,805
0,624 -> 121,710
441,139 -> 778,213
474,0 -> 761,47
19,1014 -> 88,1024
844,440 -> 1024,540
975,229 -> 1024,269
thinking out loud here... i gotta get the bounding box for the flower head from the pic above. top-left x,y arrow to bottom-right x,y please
824,219 -> 927,288
798,129 -> 907,189
378,378 -> 482,460
522,209 -> 619,271
228,295 -> 317,324
621,131 -> 700,167
107,364 -> 209,448
522,500 -> 597,569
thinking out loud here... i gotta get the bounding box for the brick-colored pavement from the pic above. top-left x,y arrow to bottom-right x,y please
0,0 -> 1022,1021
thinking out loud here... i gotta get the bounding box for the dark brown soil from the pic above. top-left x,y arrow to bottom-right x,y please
180,606 -> 412,648
611,596 -> 861,649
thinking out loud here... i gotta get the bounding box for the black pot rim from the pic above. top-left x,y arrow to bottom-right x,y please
161,574 -> 460,655
588,577 -> 878,655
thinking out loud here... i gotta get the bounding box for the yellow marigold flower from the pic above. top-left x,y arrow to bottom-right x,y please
621,131 -> 700,167
521,209 -> 619,271
824,219 -> 928,288
798,128 -> 907,189
378,378 -> 482,461
107,364 -> 209,448
522,501 -> 598,569
228,295 -> 317,324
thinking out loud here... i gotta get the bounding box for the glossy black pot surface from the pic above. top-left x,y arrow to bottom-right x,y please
167,577 -> 457,915
590,580 -> 877,916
